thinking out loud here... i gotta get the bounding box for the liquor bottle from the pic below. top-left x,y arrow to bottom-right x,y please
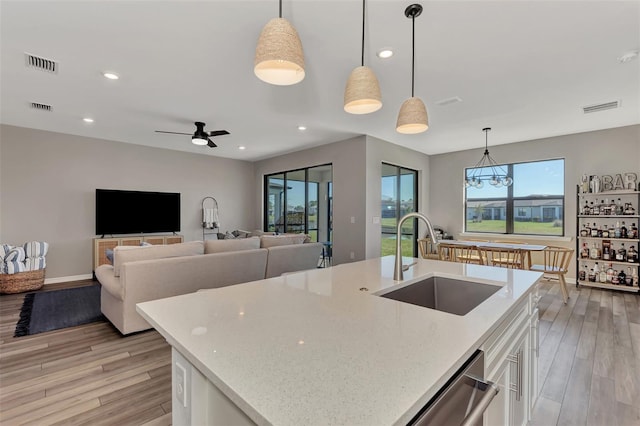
597,226 -> 603,238
589,268 -> 596,282
616,243 -> 627,262
579,264 -> 587,281
625,267 -> 633,285
615,198 -> 624,215
580,224 -> 589,237
599,266 -> 607,283
591,223 -> 599,237
592,201 -> 600,216
627,245 -> 637,263
602,244 -> 611,260
615,221 -> 621,238
618,268 -> 627,286
612,270 -> 619,284
609,199 -> 617,215
602,226 -> 610,238
624,203 -> 636,215
633,268 -> 639,287
581,242 -> 589,259
582,200 -> 591,215
630,223 -> 638,239
606,263 -> 615,283
602,198 -> 611,215
621,221 -> 628,239
590,243 -> 601,260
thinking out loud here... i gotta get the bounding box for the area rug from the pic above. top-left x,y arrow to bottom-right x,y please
14,284 -> 105,337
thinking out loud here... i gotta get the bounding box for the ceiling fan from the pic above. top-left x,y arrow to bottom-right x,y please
155,122 -> 230,148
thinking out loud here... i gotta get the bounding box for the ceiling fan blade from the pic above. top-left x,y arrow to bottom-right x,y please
208,130 -> 230,137
155,130 -> 192,135
207,138 -> 217,148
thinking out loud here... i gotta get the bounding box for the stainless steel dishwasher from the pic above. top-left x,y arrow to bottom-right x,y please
409,350 -> 498,426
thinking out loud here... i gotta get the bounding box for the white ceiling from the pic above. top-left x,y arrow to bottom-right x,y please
1,0 -> 638,161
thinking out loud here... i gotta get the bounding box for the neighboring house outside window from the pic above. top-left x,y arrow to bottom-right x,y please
465,159 -> 565,236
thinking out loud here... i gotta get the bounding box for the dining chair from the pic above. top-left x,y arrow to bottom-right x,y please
479,246 -> 525,270
457,239 -> 489,264
529,245 -> 574,304
438,242 -> 484,264
493,240 -> 529,269
417,237 -> 439,259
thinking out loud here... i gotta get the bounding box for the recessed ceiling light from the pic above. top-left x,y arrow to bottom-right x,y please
238,146 -> 246,150
83,117 -> 94,123
103,72 -> 119,80
377,49 -> 393,59
297,125 -> 307,131
617,51 -> 639,63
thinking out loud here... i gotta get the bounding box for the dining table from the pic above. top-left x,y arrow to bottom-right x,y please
436,240 -> 547,269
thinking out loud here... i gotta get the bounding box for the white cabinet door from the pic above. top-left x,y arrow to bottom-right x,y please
529,308 -> 540,415
510,329 -> 529,426
485,354 -> 510,426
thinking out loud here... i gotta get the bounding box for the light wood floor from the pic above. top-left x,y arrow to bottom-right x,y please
0,280 -> 171,426
0,279 -> 639,425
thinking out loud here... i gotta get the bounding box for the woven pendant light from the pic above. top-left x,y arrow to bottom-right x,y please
254,0 -> 305,86
396,4 -> 428,134
344,0 -> 382,114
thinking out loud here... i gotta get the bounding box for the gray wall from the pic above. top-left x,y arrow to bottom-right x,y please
254,136 -> 367,265
429,124 -> 640,279
365,136 -> 431,258
0,125 -> 255,279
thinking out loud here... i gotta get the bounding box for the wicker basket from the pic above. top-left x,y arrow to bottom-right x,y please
0,269 -> 45,294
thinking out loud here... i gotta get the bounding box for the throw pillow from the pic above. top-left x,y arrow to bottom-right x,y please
105,249 -> 114,264
224,231 -> 236,240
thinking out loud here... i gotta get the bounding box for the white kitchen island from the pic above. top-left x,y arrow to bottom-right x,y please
137,256 -> 542,426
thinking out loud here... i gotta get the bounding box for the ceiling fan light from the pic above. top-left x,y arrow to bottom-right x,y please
344,66 -> 382,114
191,136 -> 208,146
396,97 -> 429,134
254,17 -> 305,86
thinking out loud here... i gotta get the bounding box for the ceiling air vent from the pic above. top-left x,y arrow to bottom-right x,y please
30,102 -> 52,111
25,53 -> 58,74
582,101 -> 619,114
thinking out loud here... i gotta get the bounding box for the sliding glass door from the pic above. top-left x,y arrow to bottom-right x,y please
381,163 -> 418,257
264,164 -> 332,243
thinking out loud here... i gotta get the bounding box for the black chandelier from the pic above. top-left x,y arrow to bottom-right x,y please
465,128 -> 513,189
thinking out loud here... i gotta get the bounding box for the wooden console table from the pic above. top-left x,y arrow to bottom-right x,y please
93,235 -> 183,270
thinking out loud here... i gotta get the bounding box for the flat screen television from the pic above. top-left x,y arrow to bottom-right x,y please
95,189 -> 180,235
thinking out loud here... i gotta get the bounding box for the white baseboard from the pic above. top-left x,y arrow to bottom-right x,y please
44,274 -> 93,285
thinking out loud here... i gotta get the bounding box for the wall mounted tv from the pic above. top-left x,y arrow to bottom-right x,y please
95,189 -> 180,236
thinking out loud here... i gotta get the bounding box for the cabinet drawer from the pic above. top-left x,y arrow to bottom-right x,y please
483,307 -> 528,372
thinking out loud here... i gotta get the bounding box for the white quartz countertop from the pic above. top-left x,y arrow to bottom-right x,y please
137,256 -> 542,426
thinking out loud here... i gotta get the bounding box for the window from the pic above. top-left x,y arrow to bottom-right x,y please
264,164 -> 332,242
465,159 -> 564,236
381,163 -> 418,256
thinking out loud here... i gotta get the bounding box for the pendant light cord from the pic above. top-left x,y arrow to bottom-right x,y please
279,0 -> 282,18
411,13 -> 415,97
361,0 -> 366,67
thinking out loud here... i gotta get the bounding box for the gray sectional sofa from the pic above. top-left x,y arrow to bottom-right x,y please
95,237 -> 322,334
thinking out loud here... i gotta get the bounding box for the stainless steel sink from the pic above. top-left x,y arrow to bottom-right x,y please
379,276 -> 501,316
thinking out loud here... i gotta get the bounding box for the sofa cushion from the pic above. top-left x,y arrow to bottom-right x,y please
113,241 -> 204,277
205,237 -> 260,254
260,234 -> 307,248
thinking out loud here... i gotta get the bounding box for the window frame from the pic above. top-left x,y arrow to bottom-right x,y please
263,163 -> 332,242
464,158 -> 565,236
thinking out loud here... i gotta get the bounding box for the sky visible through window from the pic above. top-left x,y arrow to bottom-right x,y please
382,174 -> 415,201
466,159 -> 564,198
